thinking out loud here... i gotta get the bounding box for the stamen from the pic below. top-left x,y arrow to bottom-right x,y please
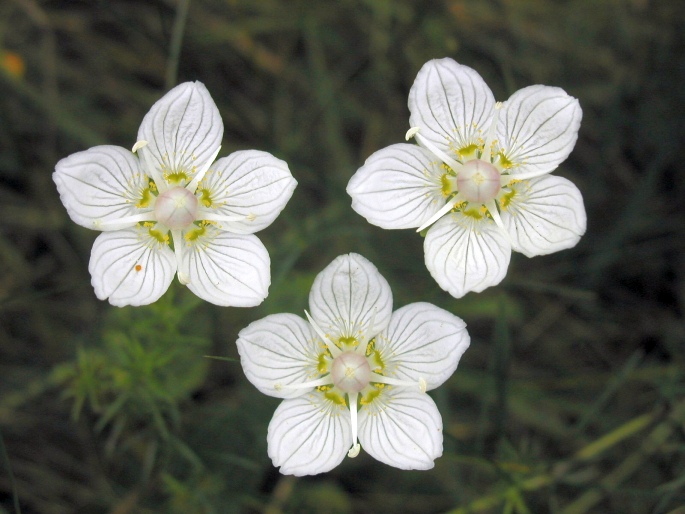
416,193 -> 463,233
97,213 -> 154,230
305,311 -> 342,358
171,230 -> 190,284
199,211 -> 252,224
132,141 -> 147,153
356,307 -> 377,352
370,372 -> 427,392
504,169 -> 547,181
484,200 -> 514,246
347,392 -> 361,458
481,102 -> 503,163
419,377 -> 427,393
413,130 -> 463,172
405,127 -> 421,140
133,140 -> 168,193
278,376 -> 334,390
186,145 -> 222,193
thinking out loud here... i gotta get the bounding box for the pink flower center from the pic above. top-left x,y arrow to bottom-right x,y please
154,186 -> 199,230
457,159 -> 501,204
331,352 -> 371,393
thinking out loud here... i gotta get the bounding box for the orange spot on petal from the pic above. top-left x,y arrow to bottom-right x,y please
135,264 -> 142,272
1,52 -> 25,78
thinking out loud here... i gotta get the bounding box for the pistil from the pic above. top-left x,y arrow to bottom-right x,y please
329,352 -> 370,459
456,159 -> 501,204
331,352 -> 371,393
154,186 -> 199,230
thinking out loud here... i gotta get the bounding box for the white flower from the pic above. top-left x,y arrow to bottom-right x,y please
347,58 -> 586,298
54,81 -> 297,307
237,253 -> 470,475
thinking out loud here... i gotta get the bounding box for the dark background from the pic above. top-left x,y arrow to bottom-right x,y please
0,0 -> 683,512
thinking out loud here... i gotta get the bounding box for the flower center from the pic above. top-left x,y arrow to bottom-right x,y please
457,159 -> 501,204
330,352 -> 371,393
154,186 -> 199,230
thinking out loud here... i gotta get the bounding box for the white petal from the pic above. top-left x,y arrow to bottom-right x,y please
497,85 -> 582,177
88,227 -> 176,306
424,213 -> 511,298
198,150 -> 297,234
358,388 -> 442,470
408,58 -> 495,159
267,394 -> 351,476
309,253 -> 393,342
347,144 -> 446,229
500,175 -> 586,257
137,82 -> 223,186
375,302 -> 470,390
237,313 -> 323,399
183,226 -> 270,307
54,146 -> 153,231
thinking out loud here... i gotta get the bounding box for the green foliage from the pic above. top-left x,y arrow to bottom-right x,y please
162,471 -> 224,514
53,289 -> 211,446
284,481 -> 353,514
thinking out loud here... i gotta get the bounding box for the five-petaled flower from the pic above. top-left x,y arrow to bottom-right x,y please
237,253 -> 470,475
54,81 -> 297,307
347,58 -> 586,298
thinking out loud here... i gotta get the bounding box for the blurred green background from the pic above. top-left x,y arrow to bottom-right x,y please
1,0 -> 684,512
